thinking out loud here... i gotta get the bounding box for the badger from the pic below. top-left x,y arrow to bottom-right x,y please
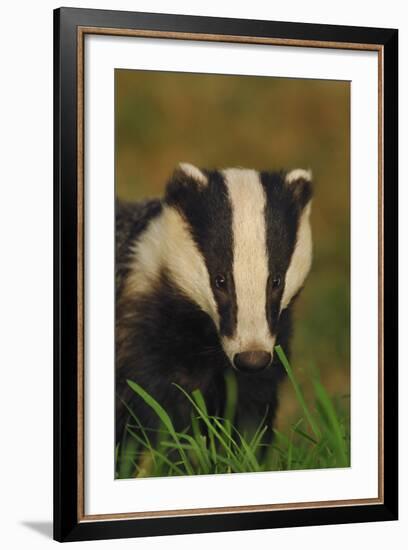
116,163 -> 313,447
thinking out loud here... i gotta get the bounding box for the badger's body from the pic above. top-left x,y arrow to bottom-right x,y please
116,164 -> 313,446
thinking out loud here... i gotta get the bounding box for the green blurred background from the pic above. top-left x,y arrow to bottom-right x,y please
115,69 -> 350,432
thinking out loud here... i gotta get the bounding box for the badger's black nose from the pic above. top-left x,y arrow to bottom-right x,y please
233,350 -> 272,373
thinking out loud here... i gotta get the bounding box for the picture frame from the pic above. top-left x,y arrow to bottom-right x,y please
53,7 -> 398,542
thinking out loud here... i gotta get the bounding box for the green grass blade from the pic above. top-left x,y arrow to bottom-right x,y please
126,380 -> 194,475
116,435 -> 138,479
174,384 -> 244,471
174,384 -> 219,466
175,432 -> 211,473
191,389 -> 218,465
126,427 -> 186,476
275,346 -> 321,439
247,406 -> 271,453
190,413 -> 211,470
313,379 -> 349,466
119,397 -> 157,463
292,425 -> 318,445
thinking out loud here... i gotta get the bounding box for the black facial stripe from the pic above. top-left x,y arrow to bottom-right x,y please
165,170 -> 237,337
260,171 -> 300,333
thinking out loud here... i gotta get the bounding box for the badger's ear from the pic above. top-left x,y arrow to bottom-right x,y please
165,162 -> 208,203
177,163 -> 208,186
285,168 -> 313,209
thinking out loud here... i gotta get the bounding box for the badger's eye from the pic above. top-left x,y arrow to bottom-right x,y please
215,274 -> 227,290
271,275 -> 282,289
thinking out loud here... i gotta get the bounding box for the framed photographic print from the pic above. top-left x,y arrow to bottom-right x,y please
53,7 -> 398,542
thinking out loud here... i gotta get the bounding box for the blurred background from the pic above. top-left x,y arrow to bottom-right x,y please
115,69 -> 350,432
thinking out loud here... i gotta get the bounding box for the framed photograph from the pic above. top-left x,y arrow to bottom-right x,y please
54,7 -> 398,542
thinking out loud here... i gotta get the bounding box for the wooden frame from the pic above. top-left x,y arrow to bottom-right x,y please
54,7 -> 398,542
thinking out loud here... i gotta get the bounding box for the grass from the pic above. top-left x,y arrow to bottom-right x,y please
115,346 -> 350,479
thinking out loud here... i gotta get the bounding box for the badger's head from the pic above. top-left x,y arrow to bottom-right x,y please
129,163 -> 313,373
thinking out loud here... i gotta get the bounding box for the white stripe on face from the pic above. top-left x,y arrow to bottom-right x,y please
281,201 -> 313,310
222,169 -> 275,361
125,206 -> 220,327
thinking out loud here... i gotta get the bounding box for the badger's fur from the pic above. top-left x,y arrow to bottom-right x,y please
116,164 -> 313,446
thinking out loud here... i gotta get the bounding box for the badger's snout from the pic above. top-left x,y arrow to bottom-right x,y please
233,350 -> 272,373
